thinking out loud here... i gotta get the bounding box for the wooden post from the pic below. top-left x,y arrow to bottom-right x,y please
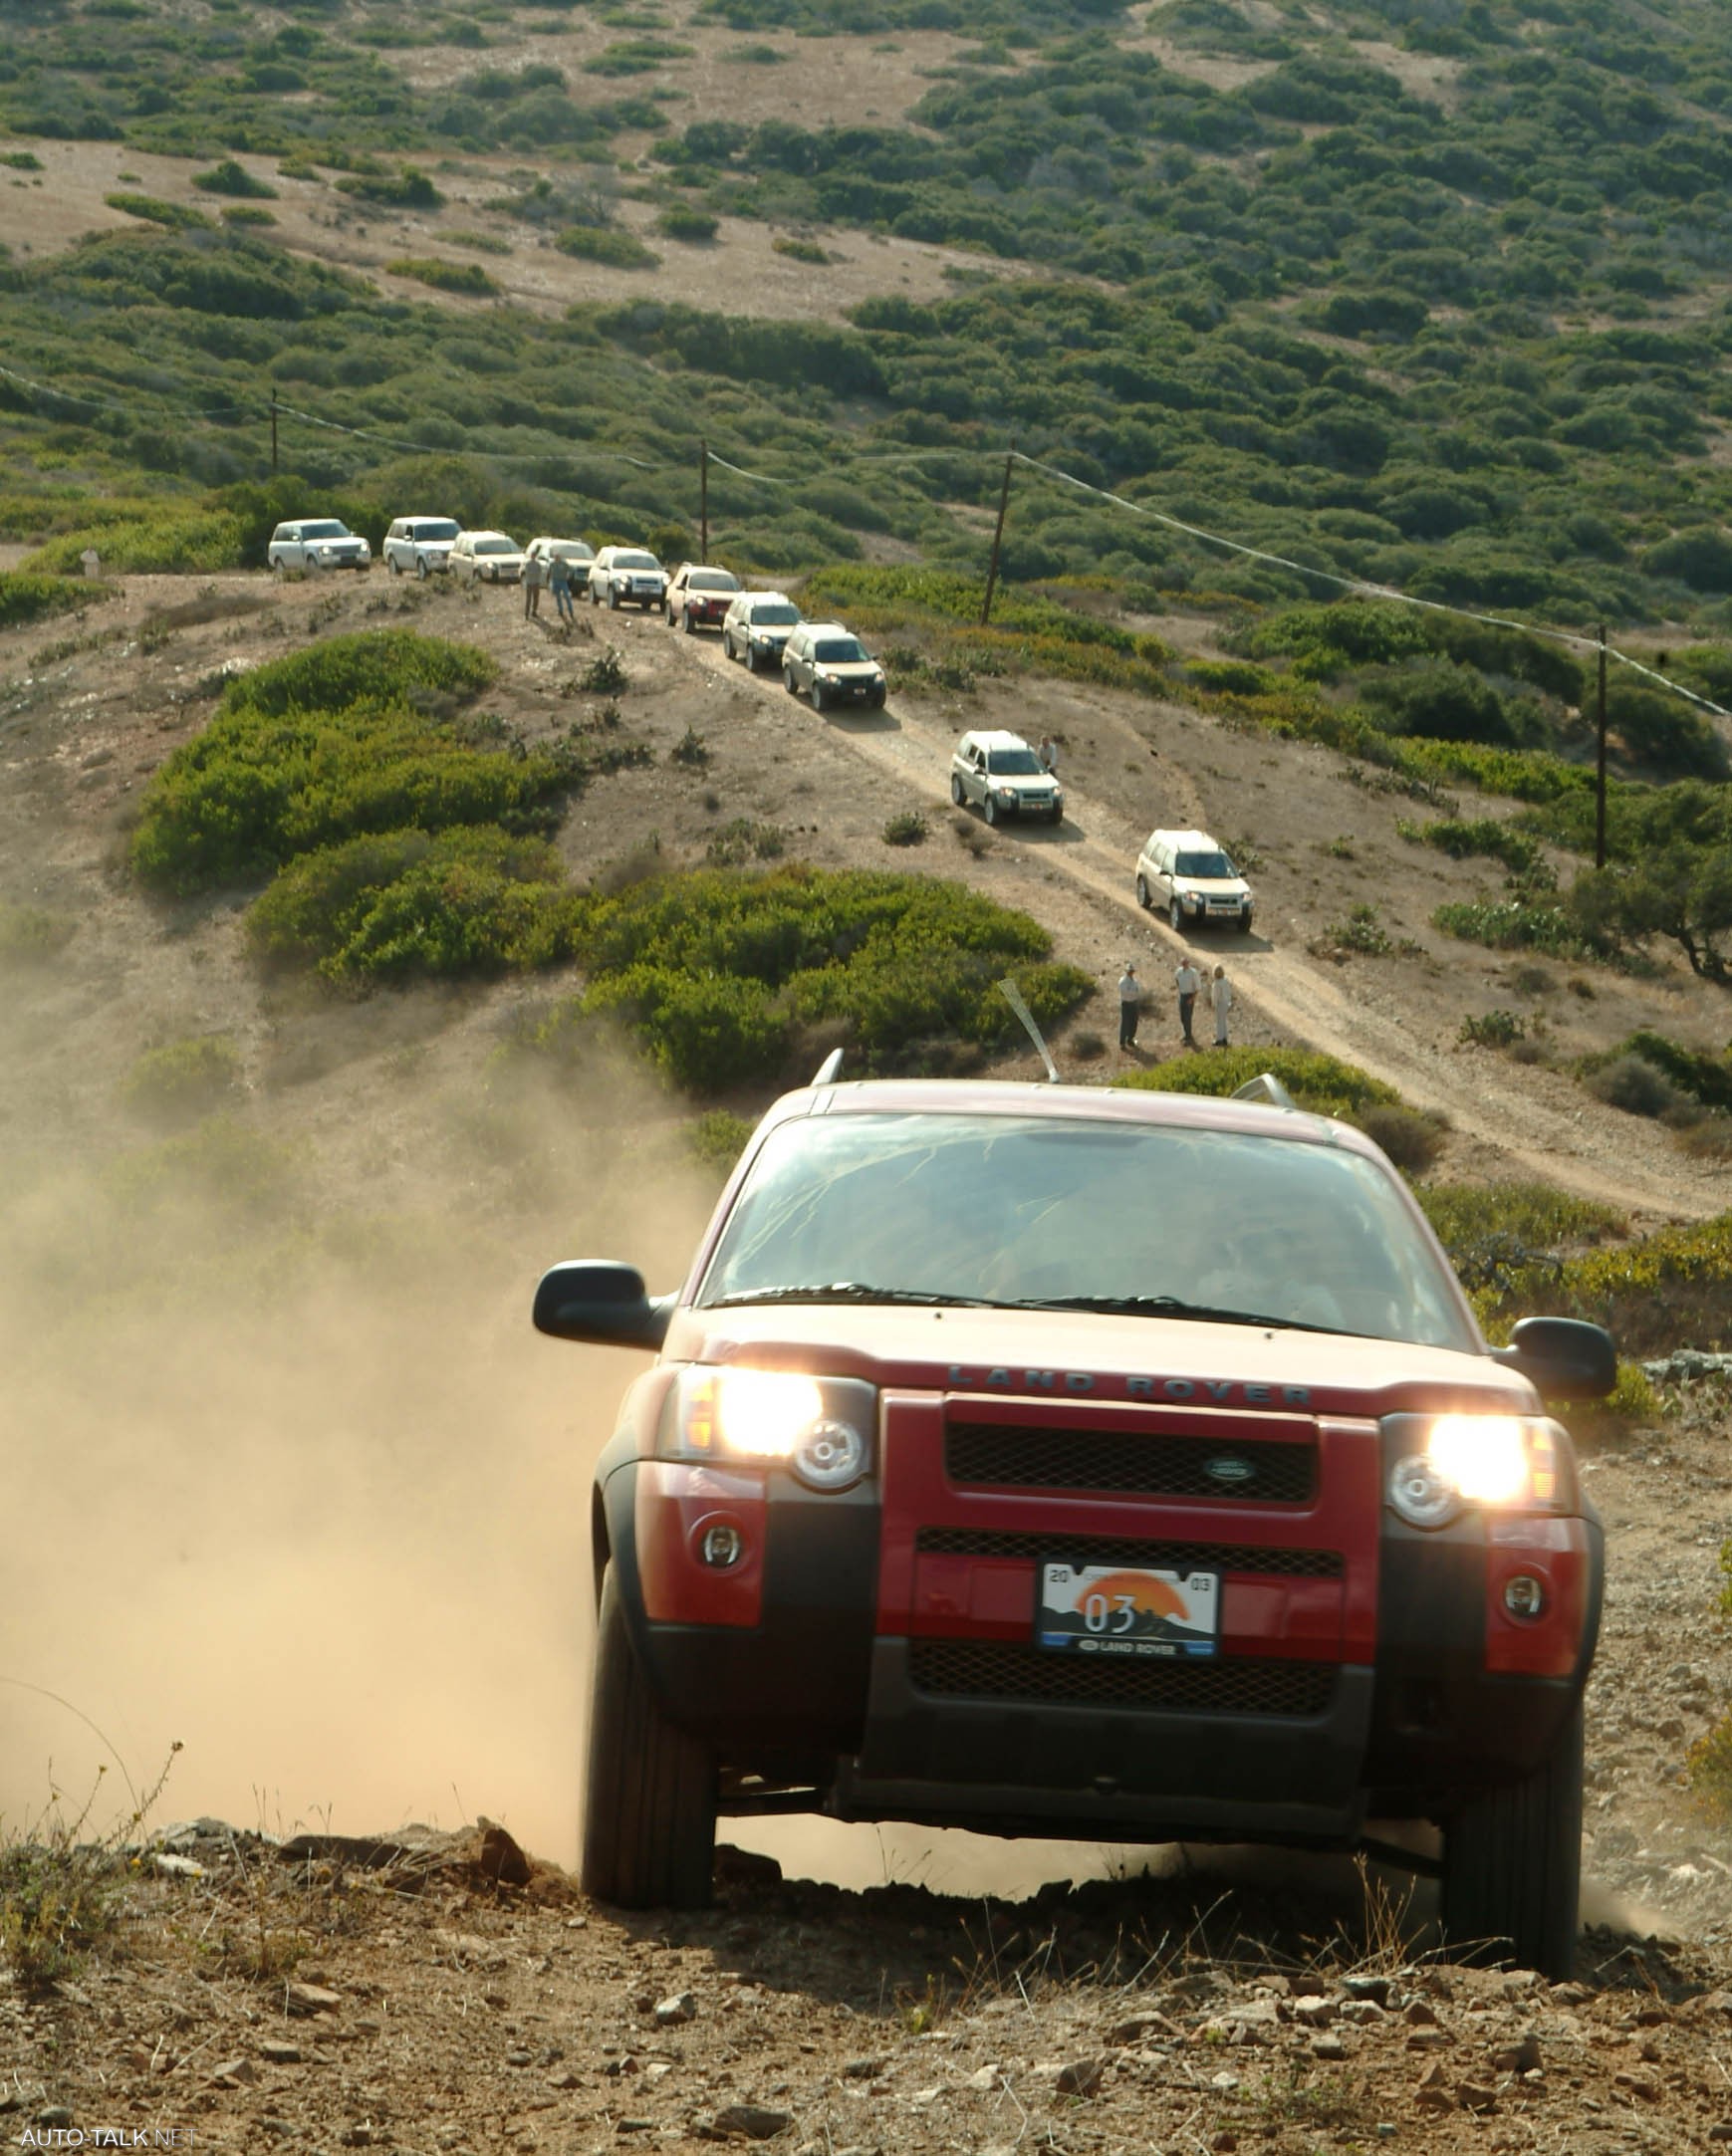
1596,622 -> 1608,870
270,385 -> 278,475
700,438 -> 708,562
981,441 -> 1015,626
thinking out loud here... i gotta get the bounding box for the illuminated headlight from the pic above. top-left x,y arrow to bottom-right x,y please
670,1368 -> 874,1492
1182,890 -> 1203,909
997,787 -> 1017,804
1384,1413 -> 1564,1530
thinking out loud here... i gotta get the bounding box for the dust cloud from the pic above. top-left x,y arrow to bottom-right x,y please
0,1015 -> 711,1866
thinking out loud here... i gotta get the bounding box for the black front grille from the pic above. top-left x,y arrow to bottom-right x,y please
945,1423 -> 1315,1504
914,1528 -> 1342,1577
908,1639 -> 1336,1717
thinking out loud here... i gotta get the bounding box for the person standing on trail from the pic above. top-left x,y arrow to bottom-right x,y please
1174,956 -> 1201,1048
1117,963 -> 1142,1051
1210,962 -> 1233,1048
524,551 -> 543,620
549,552 -> 574,622
1038,733 -> 1059,775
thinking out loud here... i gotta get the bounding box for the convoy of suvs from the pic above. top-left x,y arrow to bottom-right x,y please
266,515 -> 1256,932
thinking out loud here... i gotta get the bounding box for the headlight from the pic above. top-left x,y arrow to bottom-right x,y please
1384,1413 -> 1564,1530
1182,890 -> 1202,909
997,787 -> 1017,804
668,1368 -> 874,1492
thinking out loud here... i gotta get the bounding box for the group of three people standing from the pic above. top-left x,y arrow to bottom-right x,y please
1117,956 -> 1232,1053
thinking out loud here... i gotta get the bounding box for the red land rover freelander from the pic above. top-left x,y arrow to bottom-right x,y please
534,1078 -> 1615,1976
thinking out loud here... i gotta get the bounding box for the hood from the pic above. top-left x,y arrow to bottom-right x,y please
1176,874 -> 1251,897
658,1303 -> 1530,1422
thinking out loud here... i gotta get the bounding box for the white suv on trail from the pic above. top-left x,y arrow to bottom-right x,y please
267,519 -> 371,573
950,729 -> 1063,825
1135,828 -> 1255,933
383,517 -> 459,578
721,592 -> 802,672
589,547 -> 667,610
450,530 -> 527,584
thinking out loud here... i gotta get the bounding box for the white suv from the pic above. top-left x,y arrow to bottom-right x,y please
1135,828 -> 1255,933
382,516 -> 459,578
525,536 -> 598,585
588,547 -> 667,610
450,530 -> 527,584
266,519 -> 371,573
781,621 -> 886,710
949,729 -> 1063,825
721,591 -> 802,672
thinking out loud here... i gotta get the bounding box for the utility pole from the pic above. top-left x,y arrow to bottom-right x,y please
981,440 -> 1016,627
1596,622 -> 1608,870
270,384 -> 279,475
699,438 -> 708,562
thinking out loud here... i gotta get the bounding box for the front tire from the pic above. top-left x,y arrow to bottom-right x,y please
950,774 -> 966,807
1169,897 -> 1183,933
812,680 -> 828,713
582,1565 -> 716,1911
1439,1701 -> 1583,1978
783,668 -> 799,696
683,609 -> 696,634
416,558 -> 429,582
609,588 -> 620,610
984,795 -> 999,827
1136,875 -> 1150,909
388,555 -> 401,577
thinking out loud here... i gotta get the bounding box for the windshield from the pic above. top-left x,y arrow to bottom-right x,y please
698,1112 -> 1475,1351
988,748 -> 1046,776
476,537 -> 518,555
411,521 -> 458,542
690,570 -> 740,591
616,551 -> 660,571
546,540 -> 592,559
1176,850 -> 1237,879
747,600 -> 799,624
815,637 -> 867,664
302,522 -> 351,540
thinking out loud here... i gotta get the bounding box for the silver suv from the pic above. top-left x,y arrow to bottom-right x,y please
266,519 -> 371,573
949,729 -> 1063,825
589,547 -> 667,611
1135,828 -> 1255,933
721,592 -> 802,672
382,517 -> 459,578
782,622 -> 886,711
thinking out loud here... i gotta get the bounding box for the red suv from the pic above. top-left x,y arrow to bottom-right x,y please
535,1079 -> 1614,1975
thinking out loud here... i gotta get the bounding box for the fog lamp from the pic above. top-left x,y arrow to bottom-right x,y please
1503,1573 -> 1546,1619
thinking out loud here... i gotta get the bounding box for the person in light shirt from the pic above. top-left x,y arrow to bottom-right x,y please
1174,957 -> 1201,1048
1116,963 -> 1141,1051
1211,963 -> 1233,1048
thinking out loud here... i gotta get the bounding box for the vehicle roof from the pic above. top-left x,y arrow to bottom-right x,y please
797,620 -> 855,637
398,515 -> 454,525
1146,828 -> 1223,848
530,534 -> 593,548
761,1076 -> 1369,1155
733,589 -> 794,604
962,728 -> 1035,750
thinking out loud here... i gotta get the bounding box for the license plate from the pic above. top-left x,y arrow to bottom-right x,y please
1038,1561 -> 1219,1659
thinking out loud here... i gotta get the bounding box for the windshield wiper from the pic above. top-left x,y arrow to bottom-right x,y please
708,1283 -> 996,1310
1006,1294 -> 1346,1335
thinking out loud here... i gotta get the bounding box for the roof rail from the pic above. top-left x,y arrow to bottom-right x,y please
1232,1073 -> 1298,1111
812,1048 -> 845,1086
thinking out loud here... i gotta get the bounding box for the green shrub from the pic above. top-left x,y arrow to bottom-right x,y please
334,166 -> 444,209
691,1108 -> 756,1172
881,811 -> 928,846
1417,1181 -> 1621,1271
0,902 -> 74,961
221,206 -> 277,228
656,205 -> 719,242
193,159 -> 277,200
1114,1047 -> 1399,1124
104,192 -> 214,231
1459,1009 -> 1526,1049
706,819 -> 786,865
122,1035 -> 243,1125
1433,898 -> 1596,958
1397,817 -> 1548,879
1688,1712 -> 1732,1821
0,571 -> 113,631
1479,1212 -> 1732,1358
1312,902 -> 1391,957
221,629 -> 497,719
574,865 -> 1091,1094
1356,1102 -> 1445,1176
773,235 -> 829,263
670,726 -> 709,769
23,512 -> 246,577
247,826 -> 585,988
0,152 -> 44,172
555,224 -> 659,269
1580,1030 -> 1732,1113
1583,1053 -> 1681,1119
385,257 -> 500,297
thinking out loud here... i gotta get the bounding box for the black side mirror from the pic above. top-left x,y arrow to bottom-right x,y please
1491,1316 -> 1617,1402
533,1261 -> 673,1350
